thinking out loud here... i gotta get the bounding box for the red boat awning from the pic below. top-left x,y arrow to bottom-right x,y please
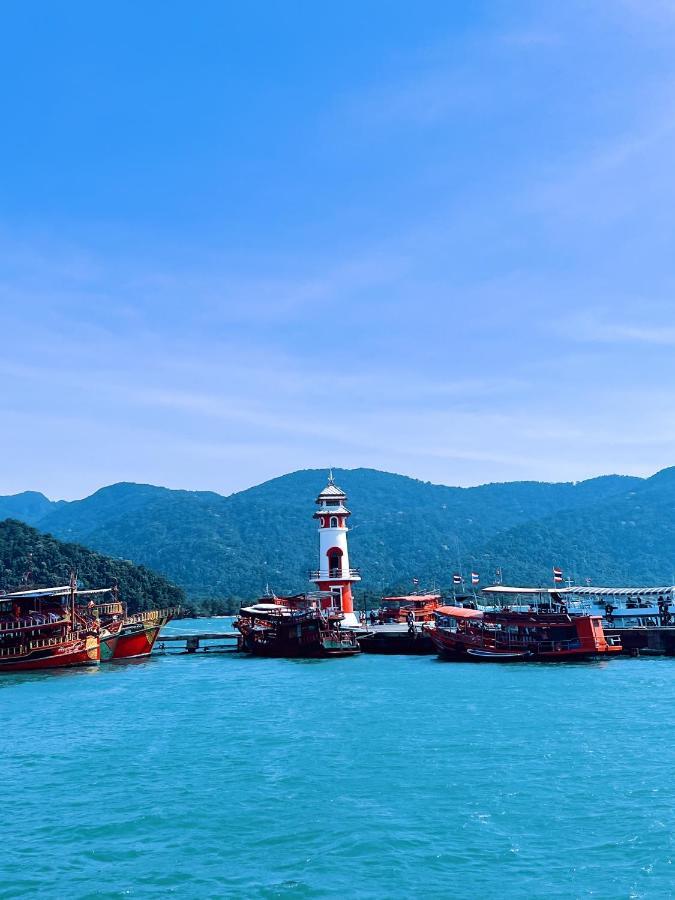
435,606 -> 483,619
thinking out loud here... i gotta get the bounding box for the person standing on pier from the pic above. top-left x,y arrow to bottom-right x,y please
407,609 -> 416,635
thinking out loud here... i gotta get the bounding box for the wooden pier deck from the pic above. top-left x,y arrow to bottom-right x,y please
157,632 -> 239,653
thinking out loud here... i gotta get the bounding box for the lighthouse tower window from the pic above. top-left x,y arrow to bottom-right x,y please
329,516 -> 338,528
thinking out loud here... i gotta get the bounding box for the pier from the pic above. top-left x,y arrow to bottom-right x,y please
157,632 -> 239,653
606,626 -> 675,656
357,623 -> 434,654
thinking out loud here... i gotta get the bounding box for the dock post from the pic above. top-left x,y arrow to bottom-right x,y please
186,636 -> 200,653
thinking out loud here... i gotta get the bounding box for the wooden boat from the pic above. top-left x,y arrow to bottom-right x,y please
426,605 -> 622,661
235,593 -> 361,658
377,593 -> 441,625
0,583 -> 100,672
86,590 -> 178,660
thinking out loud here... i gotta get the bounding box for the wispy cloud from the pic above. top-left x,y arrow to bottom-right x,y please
557,309 -> 675,347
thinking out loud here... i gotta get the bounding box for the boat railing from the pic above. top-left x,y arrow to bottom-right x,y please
486,635 -> 583,653
124,607 -> 180,625
0,632 -> 85,658
0,615 -> 69,633
95,602 -> 125,615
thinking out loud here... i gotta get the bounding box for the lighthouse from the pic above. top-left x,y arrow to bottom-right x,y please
311,471 -> 361,627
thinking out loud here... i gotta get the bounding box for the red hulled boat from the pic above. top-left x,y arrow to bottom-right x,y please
235,592 -> 361,658
82,589 -> 178,661
0,581 -> 100,672
426,605 -> 622,661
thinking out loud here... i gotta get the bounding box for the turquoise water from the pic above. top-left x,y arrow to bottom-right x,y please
1,617 -> 674,899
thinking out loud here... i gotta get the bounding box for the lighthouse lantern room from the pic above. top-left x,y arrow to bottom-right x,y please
311,471 -> 361,628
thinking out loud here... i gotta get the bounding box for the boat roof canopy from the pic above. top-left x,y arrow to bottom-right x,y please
3,585 -> 72,598
560,586 -> 675,597
2,586 -> 112,599
483,584 -> 675,598
435,606 -> 483,619
382,594 -> 441,602
482,585 -> 562,595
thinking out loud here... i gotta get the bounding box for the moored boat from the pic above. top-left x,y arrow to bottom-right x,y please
426,605 -> 622,661
87,590 -> 178,660
235,592 -> 361,658
0,582 -> 100,672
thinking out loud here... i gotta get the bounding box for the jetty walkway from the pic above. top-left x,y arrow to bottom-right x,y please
157,632 -> 239,653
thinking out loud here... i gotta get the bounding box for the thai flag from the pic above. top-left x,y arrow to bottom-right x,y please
471,572 -> 480,585
553,567 -> 563,583
453,573 -> 462,585
412,577 -> 419,586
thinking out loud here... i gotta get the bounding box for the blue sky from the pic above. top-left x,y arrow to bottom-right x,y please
2,1 -> 675,499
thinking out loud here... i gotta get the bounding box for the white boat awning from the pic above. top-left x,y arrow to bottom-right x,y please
482,584 -> 675,598
482,585 -> 561,595
560,586 -> 675,597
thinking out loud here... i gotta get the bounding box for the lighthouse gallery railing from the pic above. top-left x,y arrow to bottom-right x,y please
308,568 -> 361,580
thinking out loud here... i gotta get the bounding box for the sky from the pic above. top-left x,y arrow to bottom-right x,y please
2,0 -> 675,499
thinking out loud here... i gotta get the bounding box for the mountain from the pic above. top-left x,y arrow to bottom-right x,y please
478,466 -> 675,586
0,491 -> 65,525
2,466 -> 668,601
0,519 -> 184,612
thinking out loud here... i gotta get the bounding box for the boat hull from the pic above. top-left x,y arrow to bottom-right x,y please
100,631 -> 121,661
111,622 -> 163,660
99,610 -> 174,661
238,635 -> 360,658
237,622 -> 360,658
0,635 -> 100,672
427,627 -> 614,662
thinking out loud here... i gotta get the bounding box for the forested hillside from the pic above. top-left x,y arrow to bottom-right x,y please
4,466 -> 672,602
0,519 -> 184,612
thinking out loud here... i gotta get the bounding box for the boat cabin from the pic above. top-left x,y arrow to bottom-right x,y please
379,593 -> 441,624
432,605 -> 483,631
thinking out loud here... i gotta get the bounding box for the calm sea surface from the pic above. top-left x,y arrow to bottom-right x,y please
1,617 -> 674,899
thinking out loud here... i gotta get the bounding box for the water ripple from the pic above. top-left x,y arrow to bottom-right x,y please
1,620 -> 674,898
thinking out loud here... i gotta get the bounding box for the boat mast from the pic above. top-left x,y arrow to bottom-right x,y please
69,569 -> 77,631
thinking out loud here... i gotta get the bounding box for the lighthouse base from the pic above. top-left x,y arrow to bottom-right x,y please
340,611 -> 361,628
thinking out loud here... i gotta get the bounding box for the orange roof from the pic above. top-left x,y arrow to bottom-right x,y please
435,606 -> 483,619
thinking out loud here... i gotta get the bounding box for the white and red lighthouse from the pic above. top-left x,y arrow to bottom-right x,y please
310,471 -> 361,627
